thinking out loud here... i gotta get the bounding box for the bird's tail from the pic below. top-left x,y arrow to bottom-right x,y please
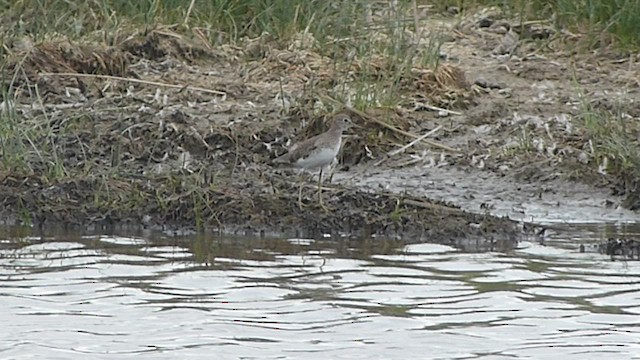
272,154 -> 290,164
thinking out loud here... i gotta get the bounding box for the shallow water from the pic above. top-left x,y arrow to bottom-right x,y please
1,225 -> 640,360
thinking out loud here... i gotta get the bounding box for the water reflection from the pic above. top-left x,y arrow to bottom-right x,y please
1,225 -> 639,359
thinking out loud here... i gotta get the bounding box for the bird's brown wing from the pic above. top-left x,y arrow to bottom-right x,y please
273,134 -> 324,164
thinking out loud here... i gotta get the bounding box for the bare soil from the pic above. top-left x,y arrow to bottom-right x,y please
1,7 -> 638,247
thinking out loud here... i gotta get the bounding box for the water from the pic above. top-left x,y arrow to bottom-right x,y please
1,226 -> 640,360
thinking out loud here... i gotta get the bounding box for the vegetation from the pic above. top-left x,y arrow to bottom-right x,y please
0,0 -> 445,177
3,0 -> 639,48
579,98 -> 640,205
436,0 -> 640,49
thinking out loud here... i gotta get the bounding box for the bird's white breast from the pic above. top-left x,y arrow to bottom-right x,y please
293,138 -> 341,169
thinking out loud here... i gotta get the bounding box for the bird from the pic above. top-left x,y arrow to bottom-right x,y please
273,113 -> 355,210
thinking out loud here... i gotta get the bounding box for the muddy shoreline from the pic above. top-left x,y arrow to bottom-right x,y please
1,7 -> 638,248
0,168 -> 521,250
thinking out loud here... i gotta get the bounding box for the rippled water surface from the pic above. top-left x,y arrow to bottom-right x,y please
1,225 -> 640,360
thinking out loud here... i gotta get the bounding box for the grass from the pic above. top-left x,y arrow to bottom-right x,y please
553,0 -> 640,49
501,84 -> 640,199
2,0 -> 367,43
580,98 -> 640,187
433,0 -> 640,49
0,85 -> 70,179
1,0 -> 443,107
0,95 -> 26,171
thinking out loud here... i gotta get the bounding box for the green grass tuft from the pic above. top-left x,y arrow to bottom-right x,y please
580,100 -> 640,182
435,0 -> 640,49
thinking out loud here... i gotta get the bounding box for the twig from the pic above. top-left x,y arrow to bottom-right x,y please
388,125 -> 441,156
520,19 -> 554,26
402,198 -> 460,213
39,72 -> 227,97
419,103 -> 462,116
26,102 -> 85,111
346,106 -> 459,153
374,125 -> 442,166
183,0 -> 196,26
392,157 -> 422,168
412,0 -> 420,42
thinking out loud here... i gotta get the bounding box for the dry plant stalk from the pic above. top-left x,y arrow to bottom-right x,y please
39,72 -> 227,96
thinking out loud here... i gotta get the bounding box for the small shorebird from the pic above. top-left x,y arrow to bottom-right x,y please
274,113 -> 355,210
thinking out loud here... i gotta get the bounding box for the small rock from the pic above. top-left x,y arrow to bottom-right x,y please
446,6 -> 460,15
475,78 -> 506,89
478,18 -> 494,28
529,26 -> 554,40
472,124 -> 492,135
497,88 -> 512,96
492,28 -> 519,55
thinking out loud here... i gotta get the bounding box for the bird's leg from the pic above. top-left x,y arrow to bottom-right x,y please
327,158 -> 337,184
317,168 -> 323,201
297,174 -> 306,209
317,168 -> 332,212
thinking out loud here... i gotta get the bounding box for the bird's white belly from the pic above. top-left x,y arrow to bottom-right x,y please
294,141 -> 341,169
